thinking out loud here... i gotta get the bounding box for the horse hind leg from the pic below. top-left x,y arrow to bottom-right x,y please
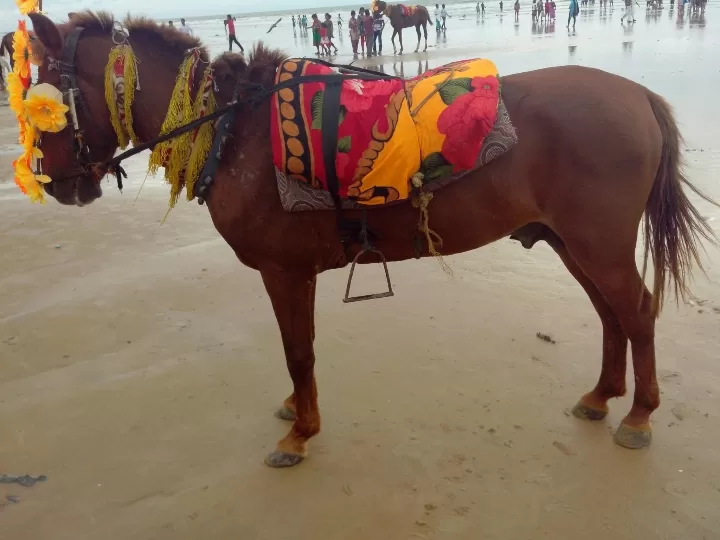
543,231 -> 628,421
423,21 -> 428,50
561,234 -> 658,449
415,24 -> 421,52
391,30 -> 397,54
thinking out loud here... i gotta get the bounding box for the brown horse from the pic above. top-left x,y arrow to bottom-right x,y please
0,32 -> 15,70
27,11 -> 717,468
374,1 -> 432,54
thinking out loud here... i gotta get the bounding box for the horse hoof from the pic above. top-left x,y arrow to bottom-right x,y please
613,423 -> 652,449
571,401 -> 608,421
274,406 -> 297,421
264,450 -> 305,468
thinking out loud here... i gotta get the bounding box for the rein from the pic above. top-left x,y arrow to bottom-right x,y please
104,63 -> 401,194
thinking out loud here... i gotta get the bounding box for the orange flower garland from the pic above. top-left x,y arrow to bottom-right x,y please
7,71 -> 26,120
11,3 -> 52,203
15,0 -> 39,16
12,21 -> 31,83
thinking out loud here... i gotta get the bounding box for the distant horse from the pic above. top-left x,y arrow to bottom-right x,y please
374,0 -> 432,54
0,32 -> 15,69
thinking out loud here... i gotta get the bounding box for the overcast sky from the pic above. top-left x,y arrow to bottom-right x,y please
0,0 -> 343,30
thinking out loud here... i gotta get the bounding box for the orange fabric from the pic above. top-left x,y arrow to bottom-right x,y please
271,58 -> 500,206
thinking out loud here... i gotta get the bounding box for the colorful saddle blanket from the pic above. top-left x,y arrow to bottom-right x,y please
398,4 -> 417,16
271,58 -> 517,211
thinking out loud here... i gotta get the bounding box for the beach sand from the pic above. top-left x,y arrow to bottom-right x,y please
1,5 -> 720,539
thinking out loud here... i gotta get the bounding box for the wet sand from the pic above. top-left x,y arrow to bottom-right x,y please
1,6 -> 720,540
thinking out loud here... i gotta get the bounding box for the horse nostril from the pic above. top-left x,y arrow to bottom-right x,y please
43,182 -> 54,195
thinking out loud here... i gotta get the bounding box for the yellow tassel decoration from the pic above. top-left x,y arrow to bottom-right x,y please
149,54 -> 216,208
104,45 -> 139,149
184,68 -> 217,201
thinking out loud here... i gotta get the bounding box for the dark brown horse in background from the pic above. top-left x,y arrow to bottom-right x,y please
28,11 -> 717,468
374,0 -> 432,54
0,32 -> 14,69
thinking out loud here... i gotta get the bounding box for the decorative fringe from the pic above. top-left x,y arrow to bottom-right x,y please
411,173 -> 453,276
184,68 -> 217,201
149,50 -> 216,208
104,45 -> 139,149
148,52 -> 200,207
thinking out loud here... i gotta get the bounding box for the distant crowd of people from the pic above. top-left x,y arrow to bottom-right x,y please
291,10 -> 385,56
158,0 -> 707,62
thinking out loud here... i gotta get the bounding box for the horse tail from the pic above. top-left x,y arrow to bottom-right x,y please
0,39 -> 6,57
643,90 -> 718,316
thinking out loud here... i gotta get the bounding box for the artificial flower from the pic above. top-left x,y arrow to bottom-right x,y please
12,22 -> 31,82
13,156 -> 46,203
15,0 -> 39,15
24,83 -> 69,133
7,71 -> 27,120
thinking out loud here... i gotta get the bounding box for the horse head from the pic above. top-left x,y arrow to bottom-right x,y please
373,1 -> 392,16
27,12 -> 122,205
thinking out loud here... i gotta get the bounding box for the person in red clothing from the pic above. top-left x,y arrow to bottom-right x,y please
224,14 -> 244,53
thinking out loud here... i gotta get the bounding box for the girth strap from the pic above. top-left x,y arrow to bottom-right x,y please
320,79 -> 363,245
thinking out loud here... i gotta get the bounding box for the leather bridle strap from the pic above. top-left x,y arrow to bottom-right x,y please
57,27 -> 86,111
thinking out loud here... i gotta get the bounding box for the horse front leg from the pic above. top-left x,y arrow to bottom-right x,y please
391,29 -> 397,54
262,269 -> 319,468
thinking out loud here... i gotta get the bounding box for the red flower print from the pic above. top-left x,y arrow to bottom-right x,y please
341,79 -> 401,113
437,76 -> 499,171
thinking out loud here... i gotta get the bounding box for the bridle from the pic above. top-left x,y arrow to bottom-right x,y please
45,26 -> 94,179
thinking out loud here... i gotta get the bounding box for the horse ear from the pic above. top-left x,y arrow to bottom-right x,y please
28,13 -> 63,53
68,12 -> 78,20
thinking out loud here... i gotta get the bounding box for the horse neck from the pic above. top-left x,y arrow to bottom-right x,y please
128,39 -> 206,144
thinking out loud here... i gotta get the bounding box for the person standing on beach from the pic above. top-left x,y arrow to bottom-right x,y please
358,8 -> 367,54
363,9 -> 375,54
310,14 -> 323,54
349,10 -> 360,55
224,15 -> 244,52
178,18 -> 193,35
567,0 -> 579,28
441,4 -> 449,29
477,2 -> 481,15
324,13 -> 339,53
372,12 -> 385,55
337,14 -> 343,30
620,0 -> 640,22
292,16 -> 296,30
500,1 -> 504,12
481,2 -> 486,15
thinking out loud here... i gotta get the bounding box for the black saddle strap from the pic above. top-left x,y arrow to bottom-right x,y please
308,57 -> 403,79
321,80 -> 344,222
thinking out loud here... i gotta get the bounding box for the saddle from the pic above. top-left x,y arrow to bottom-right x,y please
271,58 -> 518,212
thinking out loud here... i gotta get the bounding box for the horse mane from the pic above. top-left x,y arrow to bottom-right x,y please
65,10 -> 204,56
